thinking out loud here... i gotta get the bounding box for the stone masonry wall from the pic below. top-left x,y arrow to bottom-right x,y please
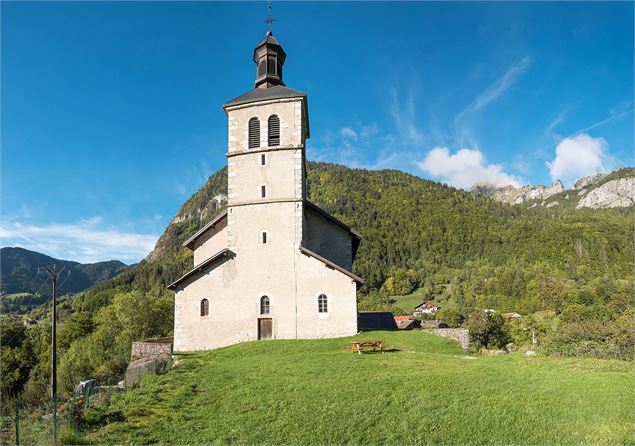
131,337 -> 173,360
424,328 -> 469,351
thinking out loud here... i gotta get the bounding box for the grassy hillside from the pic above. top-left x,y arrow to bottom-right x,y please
77,331 -> 634,445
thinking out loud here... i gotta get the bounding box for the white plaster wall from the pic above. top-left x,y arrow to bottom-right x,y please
304,208 -> 353,271
227,149 -> 302,205
173,249 -> 358,352
192,220 -> 228,265
295,252 -> 358,339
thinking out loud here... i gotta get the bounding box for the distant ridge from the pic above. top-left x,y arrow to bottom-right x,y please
472,167 -> 635,209
0,246 -> 128,297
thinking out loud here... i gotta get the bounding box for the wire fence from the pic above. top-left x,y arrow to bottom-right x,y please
1,378 -> 122,446
1,353 -> 173,445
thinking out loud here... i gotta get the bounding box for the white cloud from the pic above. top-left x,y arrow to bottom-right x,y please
339,127 -> 358,140
418,147 -> 522,189
455,56 -> 531,123
546,133 -> 610,185
0,219 -> 159,264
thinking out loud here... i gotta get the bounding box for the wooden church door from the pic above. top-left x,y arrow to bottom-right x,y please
258,318 -> 272,340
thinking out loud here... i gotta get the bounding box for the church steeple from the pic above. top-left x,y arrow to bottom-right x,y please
253,31 -> 286,89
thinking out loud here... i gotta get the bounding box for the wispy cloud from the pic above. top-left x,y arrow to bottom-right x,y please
174,159 -> 215,197
339,127 -> 358,141
567,108 -> 633,139
538,105 -> 633,154
0,218 -> 159,264
455,56 -> 532,123
390,87 -> 424,145
546,110 -> 567,134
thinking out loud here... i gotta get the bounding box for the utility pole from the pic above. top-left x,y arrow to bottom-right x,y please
41,264 -> 65,445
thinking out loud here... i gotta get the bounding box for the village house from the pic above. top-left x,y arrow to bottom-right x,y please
502,312 -> 523,321
421,320 -> 450,329
168,31 -> 363,352
413,301 -> 439,316
394,315 -> 421,330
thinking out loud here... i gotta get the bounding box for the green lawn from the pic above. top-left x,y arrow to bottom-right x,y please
85,331 -> 634,445
391,288 -> 457,314
2,292 -> 33,299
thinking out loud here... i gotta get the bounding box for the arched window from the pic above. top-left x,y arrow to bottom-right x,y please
200,299 -> 209,317
260,295 -> 270,314
268,114 -> 280,146
267,57 -> 275,75
248,117 -> 260,149
318,294 -> 328,313
258,61 -> 266,77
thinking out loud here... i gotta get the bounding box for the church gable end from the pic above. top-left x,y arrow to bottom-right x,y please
303,202 -> 361,272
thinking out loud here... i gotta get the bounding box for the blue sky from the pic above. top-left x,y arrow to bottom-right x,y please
1,1 -> 633,264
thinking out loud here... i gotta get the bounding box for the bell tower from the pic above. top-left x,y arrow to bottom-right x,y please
170,25 -> 360,352
221,30 -> 310,339
254,31 -> 286,89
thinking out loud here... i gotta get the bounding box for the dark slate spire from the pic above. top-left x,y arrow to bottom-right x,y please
253,31 -> 286,89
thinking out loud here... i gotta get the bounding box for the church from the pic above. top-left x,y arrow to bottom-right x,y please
168,30 -> 363,352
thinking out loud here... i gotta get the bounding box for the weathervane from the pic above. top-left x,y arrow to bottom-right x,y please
264,0 -> 275,32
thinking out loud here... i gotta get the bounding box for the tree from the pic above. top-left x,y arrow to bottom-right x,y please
436,308 -> 465,328
0,317 -> 27,348
466,312 -> 510,350
1,347 -> 32,395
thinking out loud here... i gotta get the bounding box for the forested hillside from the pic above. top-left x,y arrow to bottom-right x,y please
63,162 -> 635,300
3,162 -> 633,402
0,247 -> 128,314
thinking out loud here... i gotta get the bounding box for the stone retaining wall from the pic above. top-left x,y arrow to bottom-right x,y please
424,328 -> 469,351
131,337 -> 173,360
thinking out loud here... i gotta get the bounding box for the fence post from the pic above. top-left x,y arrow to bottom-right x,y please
67,392 -> 76,426
53,395 -> 58,446
14,400 -> 19,446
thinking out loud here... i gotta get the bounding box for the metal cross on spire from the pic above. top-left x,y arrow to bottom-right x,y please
264,0 -> 275,32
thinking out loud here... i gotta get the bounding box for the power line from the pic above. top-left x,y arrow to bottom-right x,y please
40,263 -> 65,445
56,269 -> 72,295
1,272 -> 50,348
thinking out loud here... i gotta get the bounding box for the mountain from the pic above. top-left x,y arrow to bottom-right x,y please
11,162 -> 633,402
471,180 -> 565,205
0,247 -> 128,298
76,162 -> 633,303
472,167 -> 635,209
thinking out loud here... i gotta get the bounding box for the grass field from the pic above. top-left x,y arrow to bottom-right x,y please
390,288 -> 457,314
84,331 -> 634,445
2,292 -> 33,299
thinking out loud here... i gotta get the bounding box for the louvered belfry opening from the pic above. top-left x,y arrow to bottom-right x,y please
268,114 -> 280,146
248,117 -> 260,149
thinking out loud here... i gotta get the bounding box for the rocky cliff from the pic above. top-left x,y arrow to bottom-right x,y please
472,168 -> 634,209
576,177 -> 635,209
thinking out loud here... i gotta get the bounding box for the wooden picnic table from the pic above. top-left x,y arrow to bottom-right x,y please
350,339 -> 384,354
